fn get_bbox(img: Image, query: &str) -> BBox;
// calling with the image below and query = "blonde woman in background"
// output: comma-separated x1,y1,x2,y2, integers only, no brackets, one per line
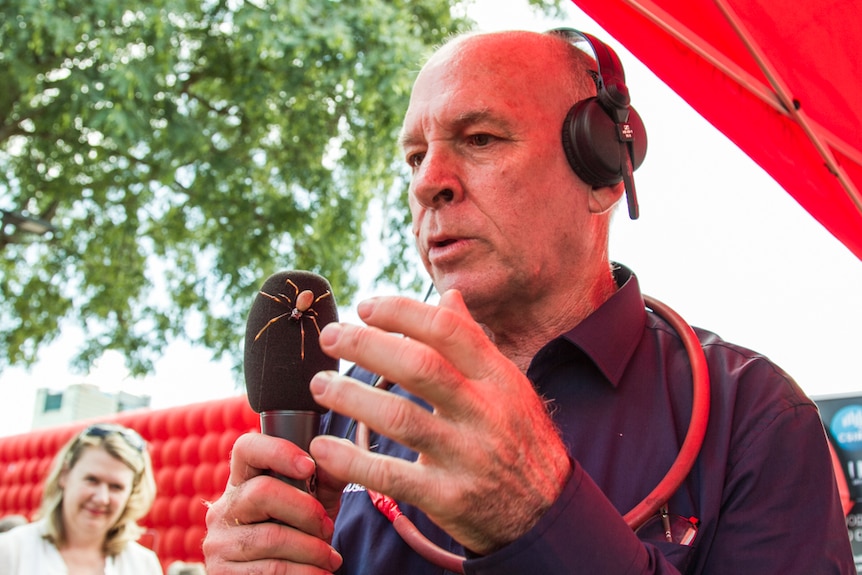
0,422,162,574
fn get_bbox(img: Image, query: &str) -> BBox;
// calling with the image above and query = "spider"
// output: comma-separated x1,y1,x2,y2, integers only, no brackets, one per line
254,278,332,360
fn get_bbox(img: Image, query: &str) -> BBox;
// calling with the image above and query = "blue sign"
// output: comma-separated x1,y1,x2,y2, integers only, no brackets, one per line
831,405,862,451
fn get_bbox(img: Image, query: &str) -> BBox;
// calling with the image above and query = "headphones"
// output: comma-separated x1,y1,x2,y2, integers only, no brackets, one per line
550,28,648,219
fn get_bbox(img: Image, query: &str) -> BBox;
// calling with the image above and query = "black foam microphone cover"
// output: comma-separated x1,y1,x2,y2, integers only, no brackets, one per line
244,270,339,414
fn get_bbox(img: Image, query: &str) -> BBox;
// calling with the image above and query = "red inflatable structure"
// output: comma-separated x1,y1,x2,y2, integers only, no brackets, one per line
0,395,260,572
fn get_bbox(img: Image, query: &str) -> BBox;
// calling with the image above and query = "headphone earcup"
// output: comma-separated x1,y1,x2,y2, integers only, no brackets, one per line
561,98,647,187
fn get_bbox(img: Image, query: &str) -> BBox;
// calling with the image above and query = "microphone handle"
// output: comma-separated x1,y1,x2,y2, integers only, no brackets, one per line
260,410,320,493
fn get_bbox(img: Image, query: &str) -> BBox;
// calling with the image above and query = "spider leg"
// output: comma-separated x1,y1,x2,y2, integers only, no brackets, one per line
300,320,306,360
258,290,281,303
286,279,300,299
259,290,295,309
307,314,322,335
255,311,291,341
313,291,332,305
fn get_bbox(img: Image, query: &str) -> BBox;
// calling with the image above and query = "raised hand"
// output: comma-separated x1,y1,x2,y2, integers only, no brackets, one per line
309,289,572,554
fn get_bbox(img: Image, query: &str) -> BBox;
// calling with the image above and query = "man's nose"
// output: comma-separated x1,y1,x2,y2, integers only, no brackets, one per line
409,147,463,209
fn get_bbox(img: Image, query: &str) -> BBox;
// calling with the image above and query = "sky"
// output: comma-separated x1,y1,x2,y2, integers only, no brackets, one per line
1,0,860,438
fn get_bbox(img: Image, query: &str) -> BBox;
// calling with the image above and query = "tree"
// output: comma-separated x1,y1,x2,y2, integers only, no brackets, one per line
0,0,564,377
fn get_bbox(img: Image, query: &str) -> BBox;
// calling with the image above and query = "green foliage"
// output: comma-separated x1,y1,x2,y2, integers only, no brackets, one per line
0,0,566,378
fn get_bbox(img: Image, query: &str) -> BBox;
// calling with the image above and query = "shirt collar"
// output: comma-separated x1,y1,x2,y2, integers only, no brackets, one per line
557,263,646,387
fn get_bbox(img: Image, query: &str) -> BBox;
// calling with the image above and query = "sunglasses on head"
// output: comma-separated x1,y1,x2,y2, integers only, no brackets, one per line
79,423,146,453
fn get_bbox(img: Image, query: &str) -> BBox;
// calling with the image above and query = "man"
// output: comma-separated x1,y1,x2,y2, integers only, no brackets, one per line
202,29,853,574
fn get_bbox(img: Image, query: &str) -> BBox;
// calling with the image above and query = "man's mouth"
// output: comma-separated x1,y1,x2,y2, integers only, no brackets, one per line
427,235,473,265
433,238,457,248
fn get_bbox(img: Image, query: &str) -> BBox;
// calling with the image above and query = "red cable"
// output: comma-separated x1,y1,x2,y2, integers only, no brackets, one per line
625,295,711,529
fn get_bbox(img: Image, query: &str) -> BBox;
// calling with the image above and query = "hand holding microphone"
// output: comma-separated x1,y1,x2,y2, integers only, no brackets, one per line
202,270,343,574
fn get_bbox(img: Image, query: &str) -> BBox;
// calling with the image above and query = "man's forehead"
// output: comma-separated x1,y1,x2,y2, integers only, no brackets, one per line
416,31,568,96
400,36,564,136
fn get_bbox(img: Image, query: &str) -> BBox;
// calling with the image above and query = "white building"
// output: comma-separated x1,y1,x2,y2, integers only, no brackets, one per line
32,384,150,429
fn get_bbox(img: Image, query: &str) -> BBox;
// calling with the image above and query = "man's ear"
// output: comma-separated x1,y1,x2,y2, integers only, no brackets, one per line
588,181,625,214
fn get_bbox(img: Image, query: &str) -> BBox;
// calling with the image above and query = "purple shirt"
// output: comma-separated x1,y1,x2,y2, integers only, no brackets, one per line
324,265,854,574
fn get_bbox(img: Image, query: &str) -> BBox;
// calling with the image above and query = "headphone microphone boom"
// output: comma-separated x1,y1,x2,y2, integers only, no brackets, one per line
244,270,339,492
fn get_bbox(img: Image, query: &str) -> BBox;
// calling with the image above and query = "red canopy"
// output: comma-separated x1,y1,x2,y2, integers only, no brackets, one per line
571,0,862,260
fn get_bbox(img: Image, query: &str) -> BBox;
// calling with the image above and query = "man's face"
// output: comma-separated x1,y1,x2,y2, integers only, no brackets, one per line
401,33,598,321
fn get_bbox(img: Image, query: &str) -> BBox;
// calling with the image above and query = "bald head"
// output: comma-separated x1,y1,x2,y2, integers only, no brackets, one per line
418,30,597,109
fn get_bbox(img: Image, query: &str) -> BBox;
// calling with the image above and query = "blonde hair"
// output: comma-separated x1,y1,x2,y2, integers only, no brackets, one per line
36,423,156,556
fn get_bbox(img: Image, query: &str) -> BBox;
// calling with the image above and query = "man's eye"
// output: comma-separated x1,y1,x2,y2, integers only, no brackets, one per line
407,152,425,168
468,134,492,146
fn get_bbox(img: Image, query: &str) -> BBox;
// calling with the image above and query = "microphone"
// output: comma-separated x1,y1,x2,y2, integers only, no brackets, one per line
244,270,339,491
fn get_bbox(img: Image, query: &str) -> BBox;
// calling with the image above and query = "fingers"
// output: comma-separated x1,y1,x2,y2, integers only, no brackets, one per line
317,324,463,411
203,512,341,574
310,434,449,510
228,432,316,488
310,370,451,457
316,291,503,413
360,290,501,379
202,433,343,573
222,434,333,536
